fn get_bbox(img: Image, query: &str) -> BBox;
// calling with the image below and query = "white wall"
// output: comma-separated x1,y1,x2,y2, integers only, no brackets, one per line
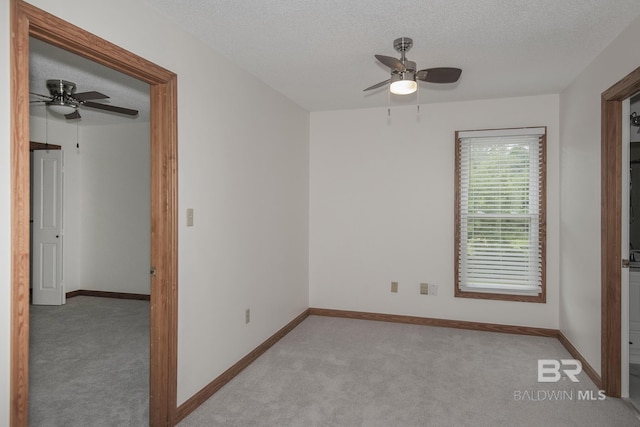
10,0,310,408
30,116,151,295
0,0,10,422
559,14,640,375
78,122,151,294
309,95,560,328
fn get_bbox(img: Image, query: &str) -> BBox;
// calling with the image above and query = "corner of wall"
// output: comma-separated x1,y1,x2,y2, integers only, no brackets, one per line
558,10,640,375
0,0,12,423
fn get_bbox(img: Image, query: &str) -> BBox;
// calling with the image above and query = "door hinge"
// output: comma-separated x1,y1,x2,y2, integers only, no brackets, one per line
623,259,630,268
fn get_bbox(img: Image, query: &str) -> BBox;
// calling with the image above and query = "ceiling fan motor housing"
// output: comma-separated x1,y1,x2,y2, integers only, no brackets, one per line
46,79,76,96
46,79,79,107
398,60,416,74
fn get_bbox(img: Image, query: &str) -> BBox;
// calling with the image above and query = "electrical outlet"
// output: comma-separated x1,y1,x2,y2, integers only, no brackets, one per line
391,282,398,293
428,283,438,296
245,308,250,324
420,283,429,295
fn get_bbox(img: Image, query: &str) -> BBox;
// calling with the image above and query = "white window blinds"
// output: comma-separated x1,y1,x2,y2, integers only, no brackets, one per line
456,128,545,296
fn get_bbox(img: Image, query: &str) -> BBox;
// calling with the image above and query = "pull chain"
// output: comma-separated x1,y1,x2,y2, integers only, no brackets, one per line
45,106,49,149
76,120,80,153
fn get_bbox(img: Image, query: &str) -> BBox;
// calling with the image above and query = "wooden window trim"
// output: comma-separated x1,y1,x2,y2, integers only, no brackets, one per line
454,128,547,303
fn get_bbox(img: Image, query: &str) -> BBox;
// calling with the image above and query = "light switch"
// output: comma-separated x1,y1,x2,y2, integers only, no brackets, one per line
186,208,194,227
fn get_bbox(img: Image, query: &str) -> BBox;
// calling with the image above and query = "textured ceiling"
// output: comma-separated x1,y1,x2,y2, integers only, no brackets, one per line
29,38,149,125
29,0,640,125
144,0,640,111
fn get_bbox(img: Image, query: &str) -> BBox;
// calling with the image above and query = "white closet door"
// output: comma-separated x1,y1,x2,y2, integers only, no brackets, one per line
32,149,64,306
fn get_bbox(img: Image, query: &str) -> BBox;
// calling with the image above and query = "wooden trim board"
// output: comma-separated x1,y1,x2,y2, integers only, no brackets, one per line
175,309,311,423
558,331,602,389
10,2,179,426
30,141,61,151
66,290,151,301
309,308,558,337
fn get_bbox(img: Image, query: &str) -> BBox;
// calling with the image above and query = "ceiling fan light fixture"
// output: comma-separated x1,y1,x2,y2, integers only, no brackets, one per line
46,101,78,116
389,73,417,95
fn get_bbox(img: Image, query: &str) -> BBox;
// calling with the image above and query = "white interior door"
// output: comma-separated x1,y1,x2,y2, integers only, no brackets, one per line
32,149,64,306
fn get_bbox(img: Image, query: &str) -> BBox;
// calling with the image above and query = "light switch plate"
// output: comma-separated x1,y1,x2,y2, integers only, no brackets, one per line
186,208,194,227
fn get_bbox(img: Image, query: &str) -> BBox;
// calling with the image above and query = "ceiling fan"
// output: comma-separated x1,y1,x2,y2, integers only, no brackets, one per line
632,112,640,133
364,37,462,95
30,79,139,120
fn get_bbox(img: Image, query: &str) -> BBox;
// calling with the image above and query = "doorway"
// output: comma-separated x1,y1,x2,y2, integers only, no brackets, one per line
602,65,640,398
10,1,178,426
28,35,152,422
625,95,640,410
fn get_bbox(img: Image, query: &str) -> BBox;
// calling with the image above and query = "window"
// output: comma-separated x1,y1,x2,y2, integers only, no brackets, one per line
455,127,546,302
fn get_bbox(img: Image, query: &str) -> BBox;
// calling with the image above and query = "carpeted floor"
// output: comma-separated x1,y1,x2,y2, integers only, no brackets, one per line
29,296,149,427
629,363,640,411
179,316,640,427
27,301,640,426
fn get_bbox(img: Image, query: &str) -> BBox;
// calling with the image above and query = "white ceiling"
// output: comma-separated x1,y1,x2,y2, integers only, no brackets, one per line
29,0,640,124
143,0,640,111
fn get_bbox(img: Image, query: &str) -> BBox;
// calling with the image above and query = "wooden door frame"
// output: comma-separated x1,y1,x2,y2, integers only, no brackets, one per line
10,1,178,426
602,66,640,397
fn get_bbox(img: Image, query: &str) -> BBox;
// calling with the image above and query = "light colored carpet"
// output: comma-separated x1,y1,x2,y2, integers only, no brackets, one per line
29,296,149,427
629,364,640,412
179,316,640,427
